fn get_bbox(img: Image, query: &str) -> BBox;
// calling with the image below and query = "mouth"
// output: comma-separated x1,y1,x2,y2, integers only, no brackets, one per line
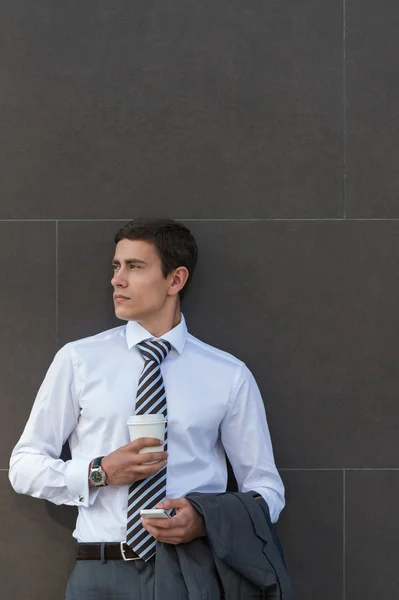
114,295,130,302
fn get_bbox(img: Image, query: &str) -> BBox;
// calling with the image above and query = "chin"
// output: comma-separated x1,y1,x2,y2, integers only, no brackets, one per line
114,307,130,320
114,306,139,321
115,313,129,321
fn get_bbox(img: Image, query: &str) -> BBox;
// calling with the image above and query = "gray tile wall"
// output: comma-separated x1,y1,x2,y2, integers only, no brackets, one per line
1,1,397,598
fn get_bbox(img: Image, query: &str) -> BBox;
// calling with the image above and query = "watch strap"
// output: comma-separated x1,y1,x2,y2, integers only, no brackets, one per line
92,456,105,469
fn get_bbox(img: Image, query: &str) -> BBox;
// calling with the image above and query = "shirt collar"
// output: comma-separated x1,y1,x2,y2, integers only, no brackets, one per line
125,313,187,355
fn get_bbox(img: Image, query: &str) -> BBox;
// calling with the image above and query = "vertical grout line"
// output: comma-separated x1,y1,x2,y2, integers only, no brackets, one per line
343,0,347,219
56,220,59,350
343,469,346,600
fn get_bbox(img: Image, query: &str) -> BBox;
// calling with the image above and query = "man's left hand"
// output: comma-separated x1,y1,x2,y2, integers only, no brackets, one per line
141,498,206,545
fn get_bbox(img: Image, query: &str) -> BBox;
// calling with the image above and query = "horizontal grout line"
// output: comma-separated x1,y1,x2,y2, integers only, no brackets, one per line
174,218,399,222
1,465,399,470
344,467,399,471
1,218,399,223
279,468,399,471
0,219,128,222
280,468,342,471
2,467,399,480
166,218,399,222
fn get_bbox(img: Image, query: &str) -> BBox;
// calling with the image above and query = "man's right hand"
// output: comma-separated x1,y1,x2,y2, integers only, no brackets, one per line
101,438,167,486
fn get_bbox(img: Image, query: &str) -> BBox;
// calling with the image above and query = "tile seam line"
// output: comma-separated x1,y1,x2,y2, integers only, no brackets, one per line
343,469,346,600
56,220,59,351
279,468,399,471
3,467,399,471
1,218,399,222
343,0,347,221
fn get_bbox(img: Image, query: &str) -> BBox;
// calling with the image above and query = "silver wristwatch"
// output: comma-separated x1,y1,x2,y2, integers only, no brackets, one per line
89,456,107,487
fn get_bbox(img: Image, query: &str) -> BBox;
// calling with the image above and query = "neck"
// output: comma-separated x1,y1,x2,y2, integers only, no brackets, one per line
138,302,181,338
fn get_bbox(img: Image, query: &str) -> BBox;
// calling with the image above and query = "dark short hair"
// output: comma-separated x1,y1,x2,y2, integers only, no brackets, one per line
114,218,198,301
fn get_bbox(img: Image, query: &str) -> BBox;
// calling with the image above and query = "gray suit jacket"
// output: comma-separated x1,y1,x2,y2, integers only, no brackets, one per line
154,491,293,600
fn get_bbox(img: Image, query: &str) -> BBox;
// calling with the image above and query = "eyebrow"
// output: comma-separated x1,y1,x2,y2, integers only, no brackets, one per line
112,258,148,266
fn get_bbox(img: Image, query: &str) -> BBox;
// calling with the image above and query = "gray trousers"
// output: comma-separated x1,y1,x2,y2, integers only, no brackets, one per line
65,558,156,600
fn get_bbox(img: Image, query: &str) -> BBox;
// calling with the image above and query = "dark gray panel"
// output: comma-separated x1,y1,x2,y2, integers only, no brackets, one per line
346,470,399,599
59,220,399,468
0,472,76,598
276,470,343,600
346,0,399,217
58,221,120,346
0,222,56,467
0,0,342,219
185,220,399,468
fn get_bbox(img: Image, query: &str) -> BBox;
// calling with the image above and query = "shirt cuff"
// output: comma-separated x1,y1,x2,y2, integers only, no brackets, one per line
251,488,285,523
65,458,101,508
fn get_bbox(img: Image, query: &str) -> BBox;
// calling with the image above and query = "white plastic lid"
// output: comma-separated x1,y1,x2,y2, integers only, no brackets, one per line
127,414,166,425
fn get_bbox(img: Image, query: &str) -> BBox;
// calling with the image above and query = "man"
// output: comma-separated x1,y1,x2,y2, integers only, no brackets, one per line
9,218,285,598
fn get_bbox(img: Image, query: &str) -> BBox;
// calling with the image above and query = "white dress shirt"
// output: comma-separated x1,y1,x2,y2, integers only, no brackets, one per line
9,314,285,542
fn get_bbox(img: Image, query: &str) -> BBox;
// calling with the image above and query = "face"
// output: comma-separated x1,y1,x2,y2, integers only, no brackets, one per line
111,239,174,322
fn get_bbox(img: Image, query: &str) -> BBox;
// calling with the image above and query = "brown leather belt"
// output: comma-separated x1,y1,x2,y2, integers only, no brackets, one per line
77,542,142,561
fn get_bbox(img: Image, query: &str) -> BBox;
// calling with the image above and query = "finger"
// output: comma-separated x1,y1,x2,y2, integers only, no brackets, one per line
155,528,185,542
157,498,187,510
145,524,185,542
132,461,168,481
141,519,150,533
142,523,162,537
140,518,174,530
134,459,167,473
146,511,186,528
132,451,168,464
129,438,164,452
155,537,181,545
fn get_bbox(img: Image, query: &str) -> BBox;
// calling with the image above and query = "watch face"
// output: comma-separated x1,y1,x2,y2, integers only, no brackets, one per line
91,470,105,485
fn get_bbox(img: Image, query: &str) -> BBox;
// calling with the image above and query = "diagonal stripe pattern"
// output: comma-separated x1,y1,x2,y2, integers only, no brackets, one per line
126,338,171,561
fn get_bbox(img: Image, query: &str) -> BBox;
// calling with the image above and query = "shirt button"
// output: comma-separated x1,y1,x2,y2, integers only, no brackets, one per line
79,496,85,503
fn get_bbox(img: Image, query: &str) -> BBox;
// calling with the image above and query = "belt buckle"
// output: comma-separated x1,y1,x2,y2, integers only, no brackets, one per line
120,542,140,561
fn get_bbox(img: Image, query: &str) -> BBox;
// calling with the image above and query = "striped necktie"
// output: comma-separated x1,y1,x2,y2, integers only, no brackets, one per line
126,338,172,561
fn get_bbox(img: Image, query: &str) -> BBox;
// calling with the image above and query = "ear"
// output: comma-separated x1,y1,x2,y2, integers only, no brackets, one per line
167,267,190,297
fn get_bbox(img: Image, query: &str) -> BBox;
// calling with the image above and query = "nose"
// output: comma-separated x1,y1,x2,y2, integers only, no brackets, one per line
111,269,128,289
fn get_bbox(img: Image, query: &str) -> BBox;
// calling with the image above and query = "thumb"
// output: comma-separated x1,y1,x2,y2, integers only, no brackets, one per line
157,498,186,510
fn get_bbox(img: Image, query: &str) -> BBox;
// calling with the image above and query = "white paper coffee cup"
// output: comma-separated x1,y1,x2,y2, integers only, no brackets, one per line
127,414,166,464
